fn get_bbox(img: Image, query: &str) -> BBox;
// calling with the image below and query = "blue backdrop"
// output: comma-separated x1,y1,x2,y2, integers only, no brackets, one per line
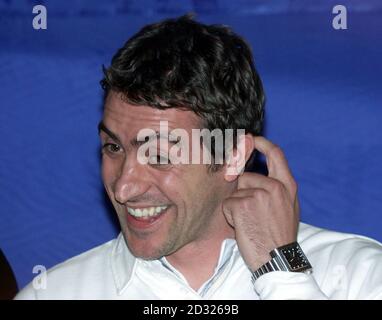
0,0,381,290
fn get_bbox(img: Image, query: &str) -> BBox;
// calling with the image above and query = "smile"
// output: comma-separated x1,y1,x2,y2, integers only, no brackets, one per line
127,205,168,219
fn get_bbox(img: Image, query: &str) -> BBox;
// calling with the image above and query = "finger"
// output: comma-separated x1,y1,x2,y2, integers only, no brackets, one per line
222,197,242,227
238,172,285,192
222,195,261,227
228,187,269,199
253,136,296,196
253,136,289,178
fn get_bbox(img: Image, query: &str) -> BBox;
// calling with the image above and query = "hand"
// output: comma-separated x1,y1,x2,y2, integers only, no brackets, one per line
222,136,299,271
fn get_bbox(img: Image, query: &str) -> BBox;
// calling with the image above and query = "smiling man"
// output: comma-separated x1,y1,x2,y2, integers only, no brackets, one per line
16,15,382,300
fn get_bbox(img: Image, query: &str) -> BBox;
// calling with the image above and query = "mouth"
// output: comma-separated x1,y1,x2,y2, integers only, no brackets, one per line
125,205,170,229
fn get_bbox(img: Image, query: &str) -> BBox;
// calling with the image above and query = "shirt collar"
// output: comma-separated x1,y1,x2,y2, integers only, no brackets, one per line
197,238,237,295
110,233,137,296
111,233,238,296
158,238,237,291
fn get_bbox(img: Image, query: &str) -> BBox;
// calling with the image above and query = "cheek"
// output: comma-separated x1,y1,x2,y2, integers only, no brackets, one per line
101,157,120,188
157,166,207,206
157,170,183,201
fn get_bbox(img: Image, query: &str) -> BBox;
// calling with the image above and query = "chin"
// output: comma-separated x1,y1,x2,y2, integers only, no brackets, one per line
127,244,165,260
123,233,167,260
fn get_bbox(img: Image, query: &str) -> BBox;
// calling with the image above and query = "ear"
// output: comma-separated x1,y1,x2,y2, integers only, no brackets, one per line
224,134,255,182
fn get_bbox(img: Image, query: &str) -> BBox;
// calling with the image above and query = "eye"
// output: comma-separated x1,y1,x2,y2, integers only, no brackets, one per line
102,143,123,155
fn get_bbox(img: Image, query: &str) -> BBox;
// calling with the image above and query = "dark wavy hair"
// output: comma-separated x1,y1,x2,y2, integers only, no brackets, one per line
101,14,265,168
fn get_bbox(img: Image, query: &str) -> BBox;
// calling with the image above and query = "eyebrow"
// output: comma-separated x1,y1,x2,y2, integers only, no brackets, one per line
98,121,180,148
98,121,123,146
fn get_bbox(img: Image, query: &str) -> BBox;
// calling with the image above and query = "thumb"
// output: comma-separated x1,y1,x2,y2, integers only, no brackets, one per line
222,198,236,228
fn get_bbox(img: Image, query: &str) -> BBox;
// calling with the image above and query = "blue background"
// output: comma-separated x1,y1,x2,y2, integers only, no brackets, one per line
0,0,381,290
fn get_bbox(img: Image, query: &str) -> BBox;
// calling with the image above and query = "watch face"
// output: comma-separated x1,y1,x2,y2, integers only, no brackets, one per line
280,243,312,271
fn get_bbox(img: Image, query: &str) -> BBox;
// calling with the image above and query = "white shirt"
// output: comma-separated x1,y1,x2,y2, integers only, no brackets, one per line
15,223,382,300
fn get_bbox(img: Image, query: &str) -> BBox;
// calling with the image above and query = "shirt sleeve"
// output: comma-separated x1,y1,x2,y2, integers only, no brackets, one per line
253,236,382,300
14,282,38,300
253,271,329,300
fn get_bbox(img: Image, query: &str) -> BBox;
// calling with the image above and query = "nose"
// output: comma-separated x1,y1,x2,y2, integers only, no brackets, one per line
113,158,151,205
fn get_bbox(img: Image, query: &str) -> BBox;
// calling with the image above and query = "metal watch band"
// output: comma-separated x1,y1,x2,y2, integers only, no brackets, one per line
251,255,288,284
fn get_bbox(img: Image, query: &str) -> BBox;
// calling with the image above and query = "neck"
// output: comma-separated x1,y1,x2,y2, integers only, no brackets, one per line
165,212,235,291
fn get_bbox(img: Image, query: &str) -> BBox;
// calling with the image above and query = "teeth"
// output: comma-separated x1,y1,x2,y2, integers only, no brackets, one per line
127,205,168,218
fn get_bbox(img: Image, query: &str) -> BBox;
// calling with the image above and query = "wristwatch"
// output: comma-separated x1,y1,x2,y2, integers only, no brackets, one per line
251,242,313,283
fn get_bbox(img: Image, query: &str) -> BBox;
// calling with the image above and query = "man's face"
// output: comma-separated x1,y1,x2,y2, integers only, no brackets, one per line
100,92,231,260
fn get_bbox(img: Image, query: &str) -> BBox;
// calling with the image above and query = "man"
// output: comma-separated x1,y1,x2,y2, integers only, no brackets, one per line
0,249,18,300
16,15,382,300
